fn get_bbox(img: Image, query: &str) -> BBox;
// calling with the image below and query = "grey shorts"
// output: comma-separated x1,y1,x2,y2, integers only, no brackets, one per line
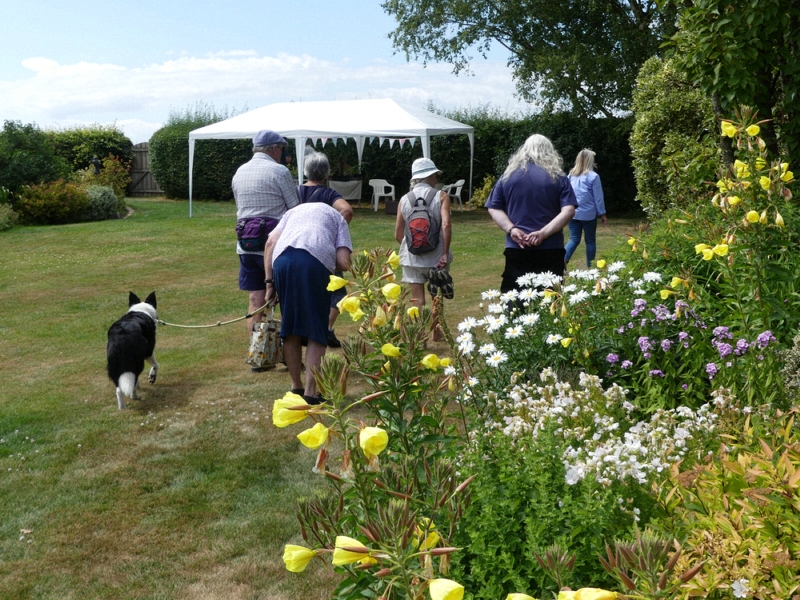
402,264,449,285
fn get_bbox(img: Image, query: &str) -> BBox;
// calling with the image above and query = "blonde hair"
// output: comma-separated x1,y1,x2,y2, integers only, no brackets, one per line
569,149,596,177
501,134,564,182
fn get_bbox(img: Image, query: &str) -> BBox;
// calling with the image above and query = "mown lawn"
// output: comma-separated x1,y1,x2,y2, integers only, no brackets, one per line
0,199,644,599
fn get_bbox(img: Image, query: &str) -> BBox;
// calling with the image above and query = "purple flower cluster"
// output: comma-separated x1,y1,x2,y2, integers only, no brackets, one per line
649,369,665,377
678,331,691,348
651,304,672,322
735,339,750,355
631,299,647,318
660,339,673,352
638,336,653,359
756,330,776,348
606,353,620,364
621,360,633,369
713,326,733,340
706,362,718,379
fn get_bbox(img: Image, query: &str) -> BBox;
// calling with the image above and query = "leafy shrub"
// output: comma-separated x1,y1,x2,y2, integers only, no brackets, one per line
652,406,800,599
0,121,71,192
83,185,119,221
0,203,18,231
14,180,90,225
47,124,133,171
149,103,251,200
468,174,495,209
630,58,717,216
75,154,131,210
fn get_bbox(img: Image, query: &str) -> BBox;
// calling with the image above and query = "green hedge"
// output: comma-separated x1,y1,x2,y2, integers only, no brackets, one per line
149,104,252,201
47,124,133,171
0,121,72,192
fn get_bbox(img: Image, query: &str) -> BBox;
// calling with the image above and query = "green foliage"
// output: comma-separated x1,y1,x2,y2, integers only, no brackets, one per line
630,58,718,216
651,408,800,599
661,0,800,163
75,154,131,208
149,103,251,200
83,185,119,221
0,202,18,231
0,120,72,192
382,0,674,117
13,180,90,225
470,175,496,209
47,124,133,171
780,333,800,404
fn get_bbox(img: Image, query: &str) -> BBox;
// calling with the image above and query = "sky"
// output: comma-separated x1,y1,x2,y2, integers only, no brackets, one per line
0,0,531,144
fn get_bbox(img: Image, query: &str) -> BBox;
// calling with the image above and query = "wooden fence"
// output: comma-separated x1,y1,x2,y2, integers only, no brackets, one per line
128,143,164,196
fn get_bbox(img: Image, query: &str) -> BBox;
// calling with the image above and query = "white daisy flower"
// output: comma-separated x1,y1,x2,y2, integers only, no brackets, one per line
456,332,473,344
457,316,478,332
458,340,475,355
500,290,520,303
607,261,626,273
505,326,523,339
519,313,540,326
562,284,578,293
486,351,508,367
642,271,662,283
568,290,591,305
487,303,505,314
546,334,563,345
478,343,497,355
516,273,535,287
518,289,536,300
481,289,501,300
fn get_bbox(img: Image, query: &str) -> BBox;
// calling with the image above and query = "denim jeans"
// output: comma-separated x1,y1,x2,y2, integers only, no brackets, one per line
564,218,598,267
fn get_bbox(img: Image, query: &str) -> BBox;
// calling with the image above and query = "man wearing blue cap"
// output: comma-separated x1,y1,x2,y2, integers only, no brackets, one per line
232,129,299,349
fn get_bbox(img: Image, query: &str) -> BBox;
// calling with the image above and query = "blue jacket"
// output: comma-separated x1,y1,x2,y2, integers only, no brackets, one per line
568,171,605,220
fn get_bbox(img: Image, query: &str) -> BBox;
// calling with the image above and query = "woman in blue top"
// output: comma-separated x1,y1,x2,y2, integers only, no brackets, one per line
565,149,607,268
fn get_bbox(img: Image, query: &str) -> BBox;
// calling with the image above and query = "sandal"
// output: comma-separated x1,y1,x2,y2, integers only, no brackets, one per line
438,270,454,300
290,388,304,396
426,269,441,297
303,394,327,406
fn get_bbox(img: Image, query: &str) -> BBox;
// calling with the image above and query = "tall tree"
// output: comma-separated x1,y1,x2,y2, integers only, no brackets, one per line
662,0,800,161
382,0,675,117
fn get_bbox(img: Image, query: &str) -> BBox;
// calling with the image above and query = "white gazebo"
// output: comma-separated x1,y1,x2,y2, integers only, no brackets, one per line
187,99,475,216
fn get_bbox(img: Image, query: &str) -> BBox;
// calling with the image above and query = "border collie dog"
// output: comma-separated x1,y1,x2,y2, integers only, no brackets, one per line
106,292,159,409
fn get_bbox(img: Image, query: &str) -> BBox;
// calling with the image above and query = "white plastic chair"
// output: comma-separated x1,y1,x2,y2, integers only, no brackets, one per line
369,179,395,212
444,179,465,211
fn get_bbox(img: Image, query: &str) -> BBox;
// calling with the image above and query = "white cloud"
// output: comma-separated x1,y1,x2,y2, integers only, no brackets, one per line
0,51,532,143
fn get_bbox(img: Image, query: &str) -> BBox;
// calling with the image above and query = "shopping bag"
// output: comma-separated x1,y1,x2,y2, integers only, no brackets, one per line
246,305,283,369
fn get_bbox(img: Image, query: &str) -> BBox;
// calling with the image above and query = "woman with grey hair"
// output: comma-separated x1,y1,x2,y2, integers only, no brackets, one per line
485,134,577,292
565,149,607,268
296,151,353,347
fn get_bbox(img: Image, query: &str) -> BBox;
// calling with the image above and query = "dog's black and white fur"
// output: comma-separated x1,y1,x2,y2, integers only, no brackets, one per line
106,292,159,409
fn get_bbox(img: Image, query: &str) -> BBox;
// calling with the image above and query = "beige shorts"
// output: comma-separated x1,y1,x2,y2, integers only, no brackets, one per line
401,264,449,285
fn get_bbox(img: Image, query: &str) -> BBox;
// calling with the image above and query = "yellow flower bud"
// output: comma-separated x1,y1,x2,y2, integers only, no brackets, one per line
746,124,760,137
670,276,686,288
560,303,568,317
560,337,574,348
574,589,617,600
746,210,760,223
775,211,785,228
359,426,388,459
694,243,711,254
283,544,317,572
332,536,370,566
642,248,649,260
507,595,537,600
381,343,401,357
429,578,465,600
759,209,768,224
327,275,348,291
627,237,636,246
716,179,729,193
372,305,387,328
558,593,577,600
382,360,391,373
660,289,675,300
297,423,329,449
407,306,420,320
755,157,766,170
387,250,401,269
421,353,441,370
272,393,311,428
440,357,451,367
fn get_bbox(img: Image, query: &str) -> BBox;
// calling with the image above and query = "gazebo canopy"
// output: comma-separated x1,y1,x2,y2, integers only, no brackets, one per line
187,98,474,215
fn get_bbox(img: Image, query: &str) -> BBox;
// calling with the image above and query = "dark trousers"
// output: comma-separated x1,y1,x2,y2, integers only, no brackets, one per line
501,247,566,292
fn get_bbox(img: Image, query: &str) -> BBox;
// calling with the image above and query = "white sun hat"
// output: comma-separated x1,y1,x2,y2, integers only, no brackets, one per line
411,157,443,179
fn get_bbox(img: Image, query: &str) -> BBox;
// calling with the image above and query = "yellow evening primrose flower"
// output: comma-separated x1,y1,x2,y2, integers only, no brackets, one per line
627,237,636,246
272,393,311,428
372,305,388,328
414,518,441,551
782,170,794,182
327,275,348,291
296,423,329,449
721,121,738,137
507,595,537,600
429,578,465,600
702,248,714,261
407,306,420,320
440,357,451,367
382,360,391,374
776,211,785,227
359,426,388,458
387,250,401,269
350,308,365,322
332,536,370,566
746,210,760,223
339,295,361,314
660,289,676,300
558,593,577,600
694,243,711,254
760,176,772,190
597,259,606,268
421,353,441,370
282,544,317,573
560,337,574,348
381,343,401,357
381,282,402,301
746,124,761,137
574,588,617,600
712,244,729,256
543,289,558,299
755,157,767,170
716,179,729,193
670,276,686,288
727,195,742,206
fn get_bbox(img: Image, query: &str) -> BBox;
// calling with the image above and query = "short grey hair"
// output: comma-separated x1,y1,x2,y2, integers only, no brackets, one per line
254,143,285,155
501,134,564,182
304,152,331,181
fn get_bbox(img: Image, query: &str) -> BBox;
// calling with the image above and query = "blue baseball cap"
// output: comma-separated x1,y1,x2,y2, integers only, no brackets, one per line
253,129,287,147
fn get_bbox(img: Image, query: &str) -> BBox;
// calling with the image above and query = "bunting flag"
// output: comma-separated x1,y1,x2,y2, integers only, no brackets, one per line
332,138,338,147
409,138,416,148
398,138,407,148
378,137,385,146
368,137,375,144
321,138,329,145
388,139,396,149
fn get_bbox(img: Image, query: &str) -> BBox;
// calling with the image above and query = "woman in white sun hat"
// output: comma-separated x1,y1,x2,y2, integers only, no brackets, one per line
394,157,453,341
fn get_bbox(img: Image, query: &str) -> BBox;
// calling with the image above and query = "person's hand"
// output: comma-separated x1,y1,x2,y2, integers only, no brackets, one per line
509,227,527,248
600,214,608,225
265,284,277,306
435,254,448,269
525,230,544,247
